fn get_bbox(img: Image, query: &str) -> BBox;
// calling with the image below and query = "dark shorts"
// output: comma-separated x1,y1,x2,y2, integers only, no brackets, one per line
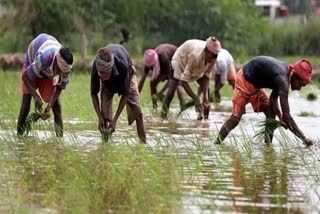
101,73,142,125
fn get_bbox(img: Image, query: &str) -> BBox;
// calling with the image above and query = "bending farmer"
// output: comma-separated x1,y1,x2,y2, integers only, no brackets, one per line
17,33,73,137
91,44,146,143
215,56,313,146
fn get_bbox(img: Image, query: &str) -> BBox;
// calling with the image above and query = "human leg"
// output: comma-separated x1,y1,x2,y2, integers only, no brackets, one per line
161,78,178,118
52,98,63,137
176,83,186,111
251,90,275,143
135,113,146,143
215,68,249,144
215,114,241,144
17,94,32,135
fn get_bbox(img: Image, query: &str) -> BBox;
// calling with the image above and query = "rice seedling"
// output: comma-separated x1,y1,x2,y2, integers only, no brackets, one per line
298,111,317,117
1,71,320,213
306,92,318,101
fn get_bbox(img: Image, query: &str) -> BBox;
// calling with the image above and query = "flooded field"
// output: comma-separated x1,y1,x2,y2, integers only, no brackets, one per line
0,72,319,213
1,91,319,213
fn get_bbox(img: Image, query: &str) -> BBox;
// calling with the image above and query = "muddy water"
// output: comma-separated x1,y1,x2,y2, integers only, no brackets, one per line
1,91,320,213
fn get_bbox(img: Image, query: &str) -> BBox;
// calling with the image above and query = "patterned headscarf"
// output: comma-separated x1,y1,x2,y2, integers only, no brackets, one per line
55,51,72,73
206,36,221,54
144,49,160,81
95,48,114,73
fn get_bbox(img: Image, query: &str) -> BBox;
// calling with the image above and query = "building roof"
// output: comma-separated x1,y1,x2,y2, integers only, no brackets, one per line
255,0,281,7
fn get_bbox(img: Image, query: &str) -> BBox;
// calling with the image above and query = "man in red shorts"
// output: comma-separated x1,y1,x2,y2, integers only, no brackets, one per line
215,56,314,146
18,33,73,137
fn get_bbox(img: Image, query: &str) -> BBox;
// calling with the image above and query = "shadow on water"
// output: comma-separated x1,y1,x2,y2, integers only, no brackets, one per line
0,91,320,213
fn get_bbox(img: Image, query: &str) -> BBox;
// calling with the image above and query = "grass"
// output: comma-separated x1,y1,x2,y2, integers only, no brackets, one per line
0,71,320,213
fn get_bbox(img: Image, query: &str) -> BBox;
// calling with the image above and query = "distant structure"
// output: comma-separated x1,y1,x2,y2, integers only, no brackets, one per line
255,0,281,20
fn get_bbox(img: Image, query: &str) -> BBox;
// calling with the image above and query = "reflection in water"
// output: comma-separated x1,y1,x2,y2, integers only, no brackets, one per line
0,91,319,213
180,143,313,213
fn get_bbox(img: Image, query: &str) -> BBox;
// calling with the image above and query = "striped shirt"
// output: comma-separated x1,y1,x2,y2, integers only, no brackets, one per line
24,33,69,83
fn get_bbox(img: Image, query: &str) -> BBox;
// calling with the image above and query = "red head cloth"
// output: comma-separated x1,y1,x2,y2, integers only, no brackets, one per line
292,59,312,84
144,49,160,81
206,36,222,54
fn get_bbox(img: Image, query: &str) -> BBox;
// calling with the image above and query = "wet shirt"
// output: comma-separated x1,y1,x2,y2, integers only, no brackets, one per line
173,39,213,82
213,49,234,83
243,56,289,95
91,44,133,96
144,44,177,79
24,33,69,84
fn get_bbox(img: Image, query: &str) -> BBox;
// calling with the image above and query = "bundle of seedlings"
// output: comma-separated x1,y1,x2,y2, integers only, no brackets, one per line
253,118,286,143
23,112,50,134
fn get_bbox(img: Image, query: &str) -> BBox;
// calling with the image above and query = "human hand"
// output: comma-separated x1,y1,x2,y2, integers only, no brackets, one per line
41,106,51,120
34,95,43,113
98,116,106,132
279,119,288,129
107,120,116,135
303,138,313,146
194,97,202,112
203,102,210,119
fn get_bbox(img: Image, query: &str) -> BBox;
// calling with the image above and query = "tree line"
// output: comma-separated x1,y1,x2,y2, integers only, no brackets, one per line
0,0,319,57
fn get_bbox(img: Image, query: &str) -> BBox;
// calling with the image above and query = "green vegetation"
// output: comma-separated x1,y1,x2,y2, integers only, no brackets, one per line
1,1,320,58
0,69,319,212
298,111,317,117
306,92,318,101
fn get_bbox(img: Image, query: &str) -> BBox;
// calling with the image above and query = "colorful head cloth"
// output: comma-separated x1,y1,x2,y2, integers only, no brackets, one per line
206,36,221,54
290,59,312,84
95,48,114,73
144,49,160,81
55,51,72,73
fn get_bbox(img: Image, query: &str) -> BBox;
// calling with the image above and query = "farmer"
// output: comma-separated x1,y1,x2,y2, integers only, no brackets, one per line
17,33,73,137
161,36,221,120
215,56,314,146
138,44,185,109
197,48,236,103
211,48,236,102
91,44,146,143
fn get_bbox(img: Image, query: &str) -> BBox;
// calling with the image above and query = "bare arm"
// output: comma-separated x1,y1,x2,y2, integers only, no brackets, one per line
138,72,148,93
280,94,307,141
200,76,210,104
44,86,62,112
269,90,282,119
108,95,127,133
91,94,102,120
22,72,43,112
157,81,169,96
214,74,223,93
181,81,198,101
91,93,108,132
22,72,39,99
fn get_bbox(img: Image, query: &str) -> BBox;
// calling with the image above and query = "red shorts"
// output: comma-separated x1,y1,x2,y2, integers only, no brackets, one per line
232,69,270,117
20,66,58,103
